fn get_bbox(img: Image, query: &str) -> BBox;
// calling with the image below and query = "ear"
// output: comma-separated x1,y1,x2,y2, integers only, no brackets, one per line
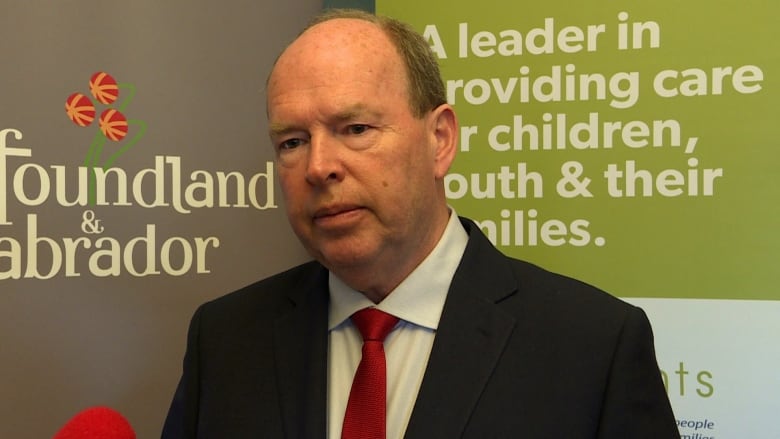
428,104,458,179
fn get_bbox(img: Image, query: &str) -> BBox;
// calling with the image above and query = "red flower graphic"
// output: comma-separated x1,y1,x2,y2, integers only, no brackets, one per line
89,71,119,104
65,71,147,204
99,109,128,141
65,93,96,127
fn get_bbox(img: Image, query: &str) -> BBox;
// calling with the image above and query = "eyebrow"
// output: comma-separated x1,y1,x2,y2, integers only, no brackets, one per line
268,103,382,136
332,104,373,122
268,122,297,137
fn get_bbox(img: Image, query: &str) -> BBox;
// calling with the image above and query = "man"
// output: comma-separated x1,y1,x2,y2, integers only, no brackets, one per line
162,9,679,439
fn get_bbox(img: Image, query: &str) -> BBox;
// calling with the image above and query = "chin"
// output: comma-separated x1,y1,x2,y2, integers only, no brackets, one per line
315,241,377,271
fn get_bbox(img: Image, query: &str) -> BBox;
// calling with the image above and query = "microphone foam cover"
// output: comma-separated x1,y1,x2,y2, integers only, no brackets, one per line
53,406,136,439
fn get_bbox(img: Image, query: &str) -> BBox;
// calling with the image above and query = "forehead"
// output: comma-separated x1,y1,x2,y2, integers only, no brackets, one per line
267,19,408,114
279,18,395,65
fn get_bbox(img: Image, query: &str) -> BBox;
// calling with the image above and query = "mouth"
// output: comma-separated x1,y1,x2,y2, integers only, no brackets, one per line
312,205,364,228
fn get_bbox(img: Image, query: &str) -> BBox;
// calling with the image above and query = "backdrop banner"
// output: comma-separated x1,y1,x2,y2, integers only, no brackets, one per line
371,0,779,437
5,1,778,437
0,1,319,437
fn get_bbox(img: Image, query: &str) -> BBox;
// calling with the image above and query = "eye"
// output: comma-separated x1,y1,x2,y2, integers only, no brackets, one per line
278,138,305,151
347,124,370,135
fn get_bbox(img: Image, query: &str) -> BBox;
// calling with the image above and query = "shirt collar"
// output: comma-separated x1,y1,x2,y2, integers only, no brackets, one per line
328,209,468,331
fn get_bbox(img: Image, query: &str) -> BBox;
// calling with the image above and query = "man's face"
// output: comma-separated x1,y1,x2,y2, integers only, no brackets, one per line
266,19,454,293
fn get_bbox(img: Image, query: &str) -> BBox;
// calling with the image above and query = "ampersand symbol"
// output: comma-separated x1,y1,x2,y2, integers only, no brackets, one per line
81,210,105,234
557,161,593,198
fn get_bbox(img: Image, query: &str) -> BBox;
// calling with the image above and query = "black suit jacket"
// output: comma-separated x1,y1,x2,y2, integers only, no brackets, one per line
162,218,679,438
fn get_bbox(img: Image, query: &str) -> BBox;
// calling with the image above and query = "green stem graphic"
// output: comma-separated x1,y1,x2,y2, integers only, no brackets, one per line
81,82,144,205
83,130,106,205
103,120,147,169
117,83,136,111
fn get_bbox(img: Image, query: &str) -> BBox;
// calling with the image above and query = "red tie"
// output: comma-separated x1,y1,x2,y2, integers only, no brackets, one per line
342,308,399,439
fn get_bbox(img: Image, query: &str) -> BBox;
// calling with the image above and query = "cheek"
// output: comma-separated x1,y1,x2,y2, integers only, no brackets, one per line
278,177,294,201
278,164,301,192
278,172,305,213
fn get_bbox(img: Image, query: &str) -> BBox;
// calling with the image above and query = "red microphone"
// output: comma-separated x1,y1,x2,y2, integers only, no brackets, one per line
53,406,136,439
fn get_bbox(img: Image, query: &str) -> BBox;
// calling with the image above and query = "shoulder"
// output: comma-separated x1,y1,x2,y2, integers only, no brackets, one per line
508,258,643,340
194,260,327,323
457,215,639,327
510,254,629,315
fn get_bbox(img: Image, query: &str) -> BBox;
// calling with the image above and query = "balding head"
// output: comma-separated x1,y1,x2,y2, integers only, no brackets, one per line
268,9,446,118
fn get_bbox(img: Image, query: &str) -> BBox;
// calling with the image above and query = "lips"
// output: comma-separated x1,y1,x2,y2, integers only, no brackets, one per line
313,204,360,218
311,204,364,228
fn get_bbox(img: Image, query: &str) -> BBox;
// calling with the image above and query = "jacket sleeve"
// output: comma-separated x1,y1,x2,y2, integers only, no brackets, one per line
597,306,680,438
161,305,204,439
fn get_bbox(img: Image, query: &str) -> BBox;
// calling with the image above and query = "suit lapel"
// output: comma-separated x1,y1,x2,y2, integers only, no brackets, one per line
404,219,519,438
273,264,330,439
268,220,520,438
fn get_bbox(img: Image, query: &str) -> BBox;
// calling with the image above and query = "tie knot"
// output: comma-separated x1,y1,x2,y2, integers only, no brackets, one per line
351,308,399,342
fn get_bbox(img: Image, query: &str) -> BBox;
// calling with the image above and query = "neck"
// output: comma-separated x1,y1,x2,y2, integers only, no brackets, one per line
335,208,453,304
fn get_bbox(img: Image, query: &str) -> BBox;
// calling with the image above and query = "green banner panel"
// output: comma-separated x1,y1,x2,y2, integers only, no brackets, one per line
377,0,778,300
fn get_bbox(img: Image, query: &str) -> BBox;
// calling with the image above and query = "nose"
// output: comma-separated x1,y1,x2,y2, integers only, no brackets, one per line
305,132,345,185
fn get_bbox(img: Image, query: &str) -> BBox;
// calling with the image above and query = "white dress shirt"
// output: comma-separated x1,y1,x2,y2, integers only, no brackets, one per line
327,211,469,439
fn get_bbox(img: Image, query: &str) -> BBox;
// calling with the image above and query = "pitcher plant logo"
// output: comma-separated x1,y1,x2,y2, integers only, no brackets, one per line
65,71,147,204
1,71,277,279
